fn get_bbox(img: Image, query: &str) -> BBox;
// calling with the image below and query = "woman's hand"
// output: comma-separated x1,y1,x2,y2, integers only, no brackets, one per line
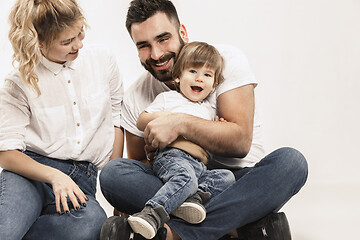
0,150,89,214
50,170,88,214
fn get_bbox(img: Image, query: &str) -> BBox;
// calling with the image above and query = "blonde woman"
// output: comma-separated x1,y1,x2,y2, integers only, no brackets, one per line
0,0,124,239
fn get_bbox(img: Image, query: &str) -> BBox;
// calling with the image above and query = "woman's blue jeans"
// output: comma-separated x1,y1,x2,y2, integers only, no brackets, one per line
148,147,235,213
0,151,107,240
100,147,308,240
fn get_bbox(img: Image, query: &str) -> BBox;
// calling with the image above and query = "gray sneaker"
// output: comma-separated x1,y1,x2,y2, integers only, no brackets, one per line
128,206,169,239
100,215,167,240
171,191,210,224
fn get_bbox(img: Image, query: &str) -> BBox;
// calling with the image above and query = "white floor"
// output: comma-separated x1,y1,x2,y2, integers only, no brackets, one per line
96,181,360,240
281,183,360,240
1,166,357,239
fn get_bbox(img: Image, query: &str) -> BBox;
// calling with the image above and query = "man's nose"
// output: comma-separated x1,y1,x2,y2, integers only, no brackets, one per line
151,44,164,60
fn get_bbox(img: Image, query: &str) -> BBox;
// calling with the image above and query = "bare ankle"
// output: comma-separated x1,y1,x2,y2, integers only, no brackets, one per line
164,224,181,240
228,229,238,238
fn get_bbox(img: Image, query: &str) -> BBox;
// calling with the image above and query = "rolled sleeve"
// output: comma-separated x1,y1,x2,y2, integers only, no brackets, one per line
0,79,29,151
106,52,124,128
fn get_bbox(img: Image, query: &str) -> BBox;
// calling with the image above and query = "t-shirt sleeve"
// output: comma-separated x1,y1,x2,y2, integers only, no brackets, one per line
215,45,258,98
144,93,166,113
120,96,144,137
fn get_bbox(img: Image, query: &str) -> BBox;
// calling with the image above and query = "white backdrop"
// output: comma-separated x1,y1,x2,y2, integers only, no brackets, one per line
1,0,359,185
1,1,360,239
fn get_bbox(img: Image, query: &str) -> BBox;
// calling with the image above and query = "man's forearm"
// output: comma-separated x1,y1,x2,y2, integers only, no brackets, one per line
176,113,252,158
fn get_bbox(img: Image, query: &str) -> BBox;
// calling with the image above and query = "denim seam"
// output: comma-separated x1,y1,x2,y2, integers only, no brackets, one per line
68,163,78,178
0,173,5,205
161,165,193,210
86,163,97,178
205,171,216,196
86,164,91,177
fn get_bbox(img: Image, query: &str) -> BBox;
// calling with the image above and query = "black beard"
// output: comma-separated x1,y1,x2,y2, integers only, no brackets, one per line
141,52,175,82
141,38,185,82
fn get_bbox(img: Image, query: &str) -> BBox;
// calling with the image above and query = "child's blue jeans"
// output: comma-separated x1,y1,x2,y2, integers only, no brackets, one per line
146,147,235,213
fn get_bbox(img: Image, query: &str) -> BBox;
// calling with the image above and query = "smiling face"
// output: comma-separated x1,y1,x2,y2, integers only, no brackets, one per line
176,65,215,102
39,23,85,64
130,12,189,84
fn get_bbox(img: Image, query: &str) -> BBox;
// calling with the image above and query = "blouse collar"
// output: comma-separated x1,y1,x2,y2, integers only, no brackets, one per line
40,54,77,75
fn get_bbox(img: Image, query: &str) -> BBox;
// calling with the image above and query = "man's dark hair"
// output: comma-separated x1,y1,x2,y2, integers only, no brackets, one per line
126,0,180,35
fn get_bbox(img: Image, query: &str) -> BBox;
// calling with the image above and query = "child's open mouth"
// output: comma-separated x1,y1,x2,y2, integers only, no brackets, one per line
191,86,203,92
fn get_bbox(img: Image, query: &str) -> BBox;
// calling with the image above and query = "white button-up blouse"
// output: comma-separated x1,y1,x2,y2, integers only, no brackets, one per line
0,46,123,169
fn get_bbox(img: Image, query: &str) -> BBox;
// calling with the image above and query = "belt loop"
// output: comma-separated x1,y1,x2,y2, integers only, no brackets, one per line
86,163,92,177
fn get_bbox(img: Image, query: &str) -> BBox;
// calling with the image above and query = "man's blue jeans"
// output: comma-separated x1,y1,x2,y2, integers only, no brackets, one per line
147,147,235,213
100,147,308,240
0,151,107,240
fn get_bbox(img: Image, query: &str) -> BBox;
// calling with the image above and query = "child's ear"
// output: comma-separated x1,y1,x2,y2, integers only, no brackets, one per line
174,78,181,91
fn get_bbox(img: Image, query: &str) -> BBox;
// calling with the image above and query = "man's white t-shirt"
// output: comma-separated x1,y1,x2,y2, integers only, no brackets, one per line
121,44,265,168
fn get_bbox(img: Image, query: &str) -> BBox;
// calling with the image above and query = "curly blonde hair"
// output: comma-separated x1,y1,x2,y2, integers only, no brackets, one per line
8,0,87,95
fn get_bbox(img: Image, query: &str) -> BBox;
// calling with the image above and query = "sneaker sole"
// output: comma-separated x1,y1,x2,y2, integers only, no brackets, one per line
171,202,206,224
128,215,156,239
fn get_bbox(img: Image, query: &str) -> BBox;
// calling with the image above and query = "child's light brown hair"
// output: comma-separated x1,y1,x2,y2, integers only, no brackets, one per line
172,41,225,88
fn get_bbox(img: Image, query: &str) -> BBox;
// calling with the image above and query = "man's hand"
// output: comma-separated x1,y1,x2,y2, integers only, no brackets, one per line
214,115,227,122
143,113,182,149
144,144,157,162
